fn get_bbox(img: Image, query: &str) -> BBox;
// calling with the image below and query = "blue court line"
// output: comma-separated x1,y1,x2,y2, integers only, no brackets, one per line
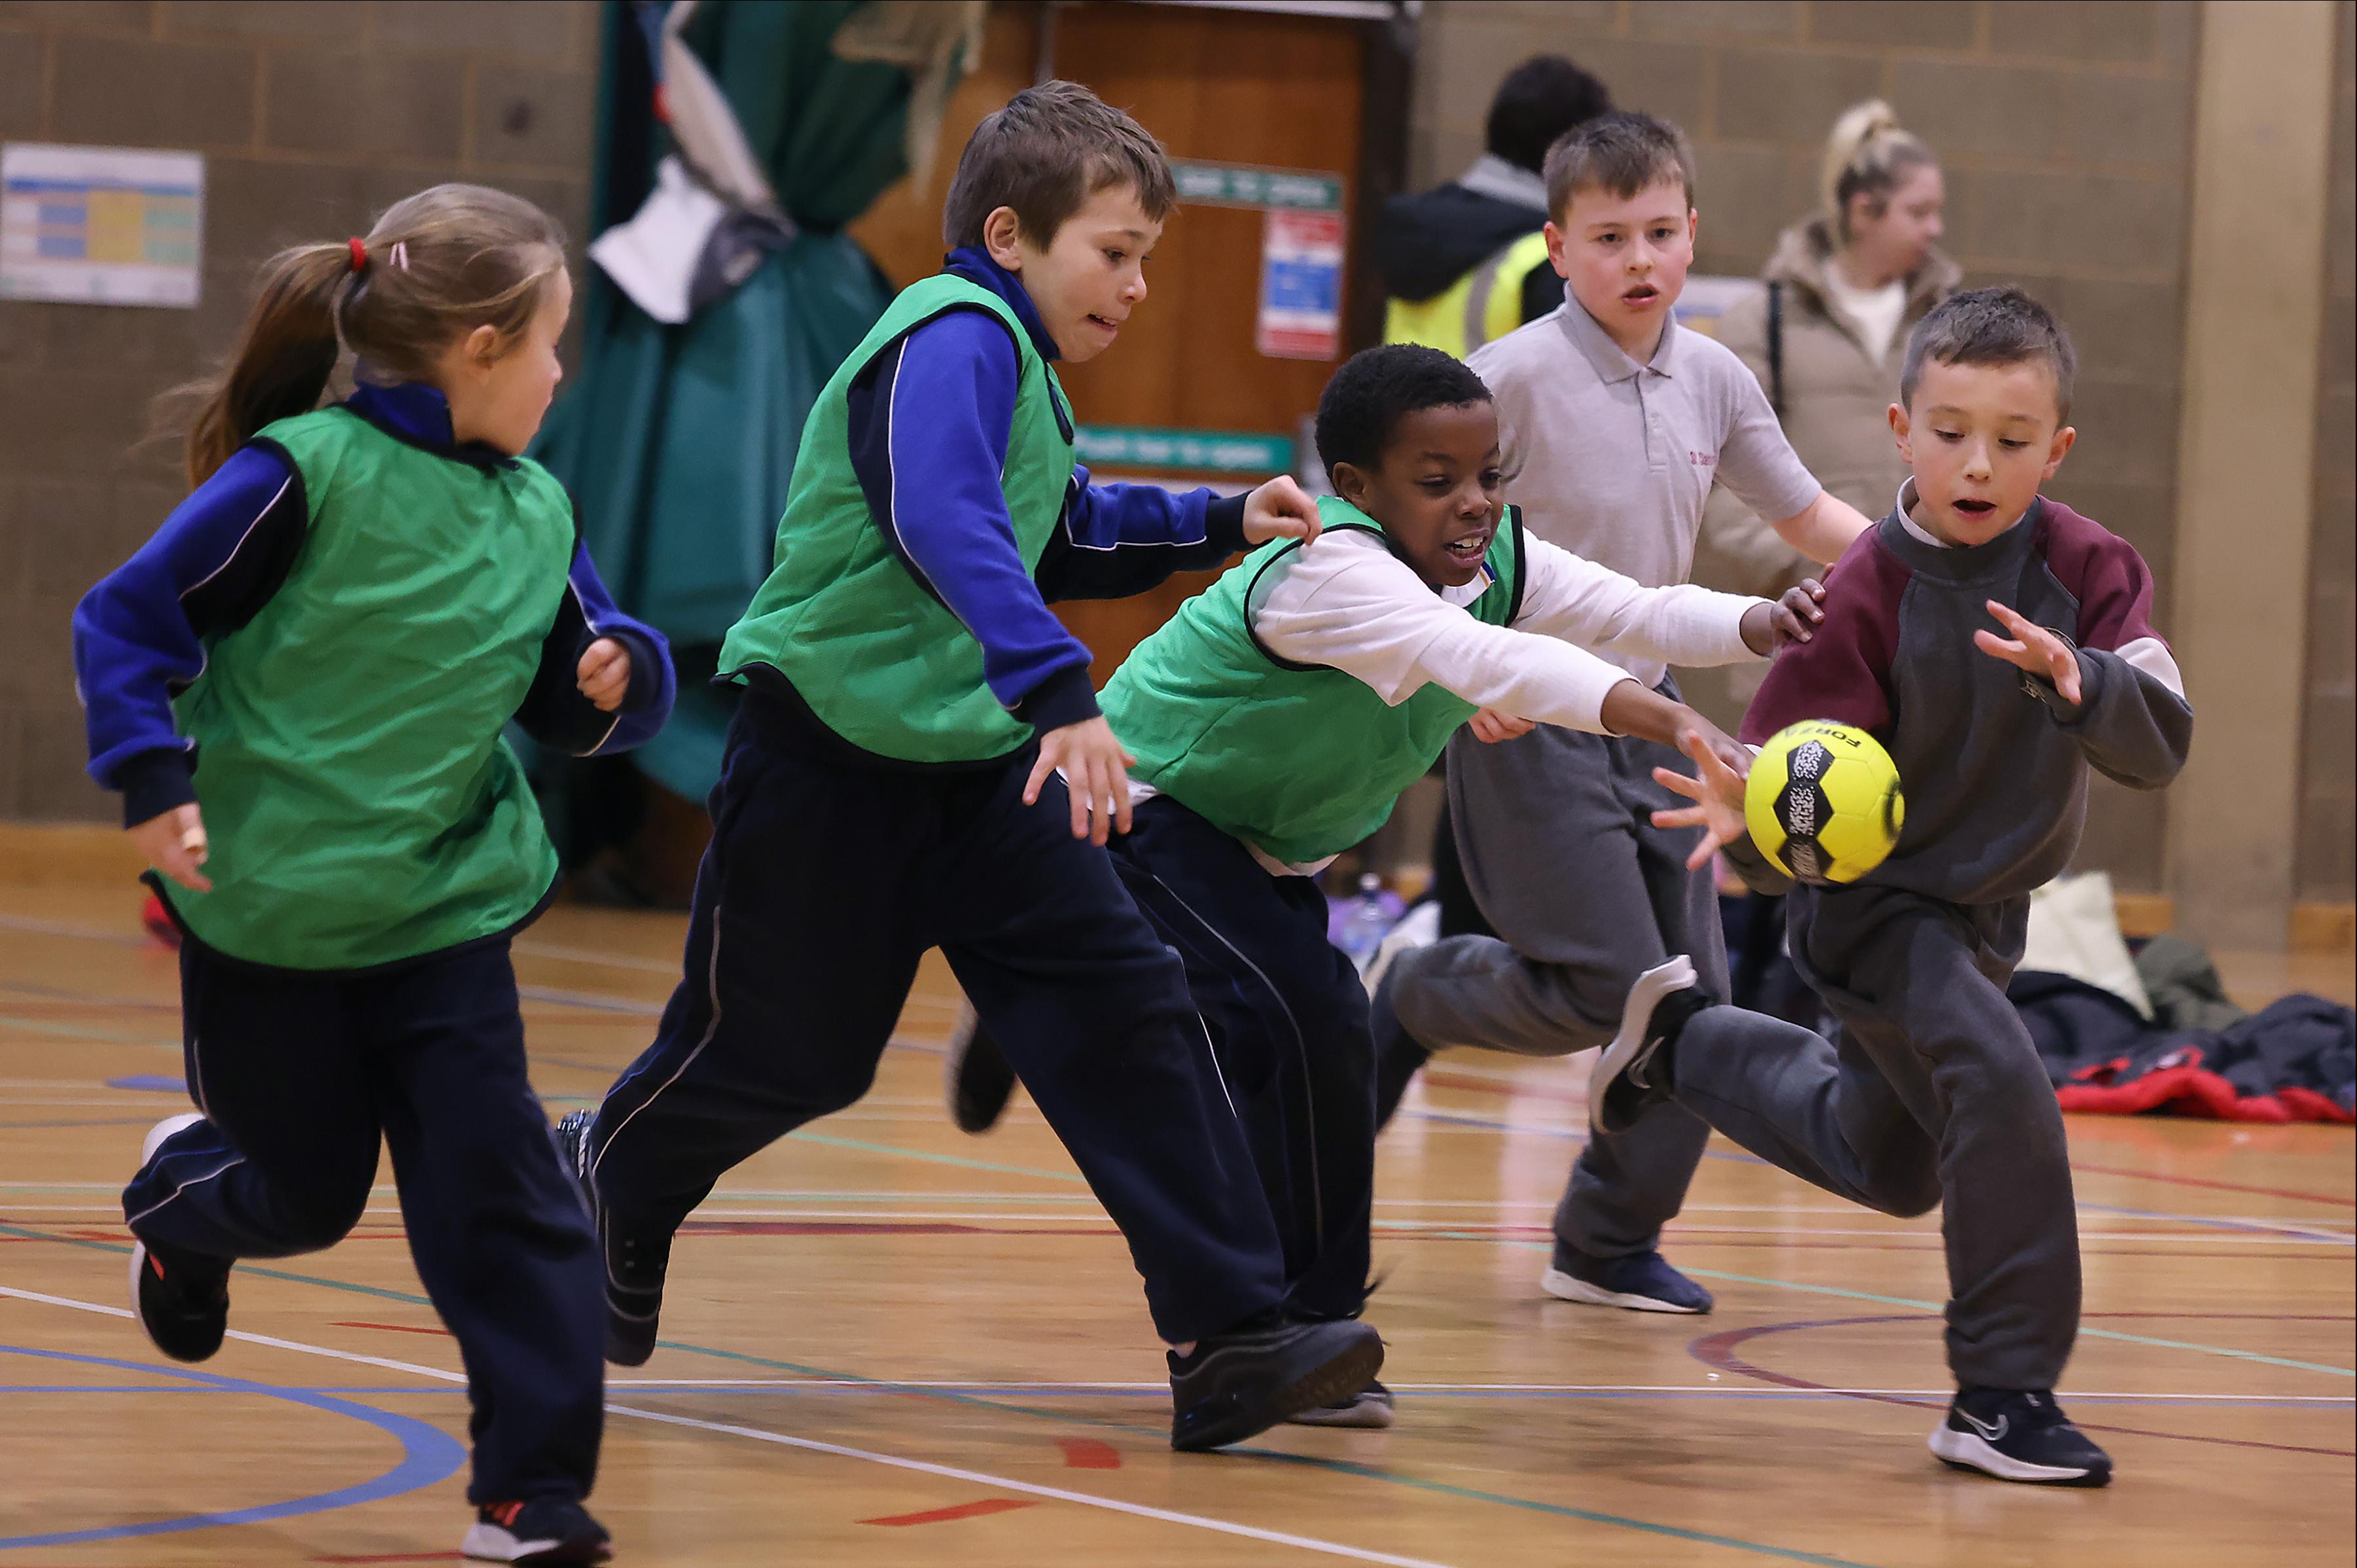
2076,1199,2352,1246
0,1344,463,1550
7,1383,2341,1407
1,1223,1891,1568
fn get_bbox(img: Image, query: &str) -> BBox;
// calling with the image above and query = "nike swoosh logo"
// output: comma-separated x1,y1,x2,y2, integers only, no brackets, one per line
1958,1410,2008,1442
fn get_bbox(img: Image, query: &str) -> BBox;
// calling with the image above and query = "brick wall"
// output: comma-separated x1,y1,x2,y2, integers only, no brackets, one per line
2301,1,2355,902
0,0,597,821
1409,1,2202,891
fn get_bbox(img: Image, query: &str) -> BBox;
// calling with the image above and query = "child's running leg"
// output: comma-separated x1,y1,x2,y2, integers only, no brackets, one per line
359,940,603,1511
1382,722,1714,1311
578,703,926,1358
928,763,1379,1450
124,942,380,1362
1109,797,1377,1328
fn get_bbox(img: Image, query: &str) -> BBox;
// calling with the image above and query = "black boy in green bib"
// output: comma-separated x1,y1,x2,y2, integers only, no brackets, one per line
958,345,1815,1427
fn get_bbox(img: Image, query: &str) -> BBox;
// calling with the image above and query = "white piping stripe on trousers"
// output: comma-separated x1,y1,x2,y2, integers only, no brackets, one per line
590,902,724,1198
0,1285,1461,1568
1136,868,1324,1251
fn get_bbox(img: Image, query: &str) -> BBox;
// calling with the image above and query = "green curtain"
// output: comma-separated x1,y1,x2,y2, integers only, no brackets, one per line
533,1,930,804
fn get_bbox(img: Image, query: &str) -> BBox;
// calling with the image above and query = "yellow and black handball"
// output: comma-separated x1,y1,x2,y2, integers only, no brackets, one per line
1741,720,1905,886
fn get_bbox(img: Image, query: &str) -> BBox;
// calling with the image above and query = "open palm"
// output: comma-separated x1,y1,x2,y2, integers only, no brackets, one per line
1650,730,1751,872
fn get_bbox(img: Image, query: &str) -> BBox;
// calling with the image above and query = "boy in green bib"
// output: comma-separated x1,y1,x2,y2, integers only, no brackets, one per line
959,344,1820,1427
558,82,1383,1453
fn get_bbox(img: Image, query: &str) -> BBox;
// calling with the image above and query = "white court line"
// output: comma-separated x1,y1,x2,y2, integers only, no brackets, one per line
0,1285,1459,1568
10,1204,2350,1247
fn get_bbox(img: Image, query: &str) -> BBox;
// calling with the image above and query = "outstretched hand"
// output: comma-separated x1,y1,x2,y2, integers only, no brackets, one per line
1974,600,2080,705
1742,577,1827,654
1242,475,1323,546
1650,730,1752,872
1027,716,1136,846
130,802,212,893
1468,707,1535,744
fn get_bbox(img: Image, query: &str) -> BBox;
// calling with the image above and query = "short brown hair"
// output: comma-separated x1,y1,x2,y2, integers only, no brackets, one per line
1900,286,2077,423
1542,111,1696,223
942,80,1176,249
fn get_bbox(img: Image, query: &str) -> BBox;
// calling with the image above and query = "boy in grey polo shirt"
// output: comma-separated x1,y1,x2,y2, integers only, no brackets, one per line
1372,112,1875,1313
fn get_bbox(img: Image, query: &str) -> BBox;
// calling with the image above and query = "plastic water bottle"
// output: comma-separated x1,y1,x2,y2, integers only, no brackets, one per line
1333,874,1406,970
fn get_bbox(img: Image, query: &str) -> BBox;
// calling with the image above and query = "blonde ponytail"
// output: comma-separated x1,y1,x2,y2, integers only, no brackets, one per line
171,183,567,487
1820,99,1936,243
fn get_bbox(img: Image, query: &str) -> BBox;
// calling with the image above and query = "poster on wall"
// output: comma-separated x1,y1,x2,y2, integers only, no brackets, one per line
1256,207,1344,361
0,142,204,308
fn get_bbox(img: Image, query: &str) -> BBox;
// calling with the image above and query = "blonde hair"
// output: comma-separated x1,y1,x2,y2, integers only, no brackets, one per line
177,184,566,486
1820,100,1937,244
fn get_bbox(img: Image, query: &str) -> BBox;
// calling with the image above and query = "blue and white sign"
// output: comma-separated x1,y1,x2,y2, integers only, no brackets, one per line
1257,207,1343,361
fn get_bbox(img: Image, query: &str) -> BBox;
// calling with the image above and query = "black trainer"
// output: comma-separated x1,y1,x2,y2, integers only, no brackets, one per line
128,1235,232,1363
1168,1316,1384,1452
1928,1387,2114,1486
1588,957,1713,1135
945,1005,1018,1134
553,1110,669,1367
127,1113,232,1363
461,1497,614,1563
1284,1377,1396,1429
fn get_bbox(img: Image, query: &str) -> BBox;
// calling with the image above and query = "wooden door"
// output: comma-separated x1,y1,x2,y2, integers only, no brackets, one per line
849,1,1370,682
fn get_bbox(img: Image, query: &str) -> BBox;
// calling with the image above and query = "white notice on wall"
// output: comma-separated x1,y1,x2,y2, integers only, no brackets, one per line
0,142,204,308
1256,208,1343,361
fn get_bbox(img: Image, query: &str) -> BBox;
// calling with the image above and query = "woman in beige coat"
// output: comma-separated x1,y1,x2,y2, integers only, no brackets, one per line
1693,101,1960,613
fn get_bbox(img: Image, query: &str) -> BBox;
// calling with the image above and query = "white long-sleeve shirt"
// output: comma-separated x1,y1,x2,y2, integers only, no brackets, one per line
1122,526,1767,873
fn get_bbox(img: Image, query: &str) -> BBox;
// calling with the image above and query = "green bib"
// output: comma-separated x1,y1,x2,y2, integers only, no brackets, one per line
1103,496,1525,867
719,273,1077,762
162,407,573,970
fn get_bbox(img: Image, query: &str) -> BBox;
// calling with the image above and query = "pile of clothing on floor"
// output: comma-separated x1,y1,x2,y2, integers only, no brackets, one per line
2006,874,2353,1124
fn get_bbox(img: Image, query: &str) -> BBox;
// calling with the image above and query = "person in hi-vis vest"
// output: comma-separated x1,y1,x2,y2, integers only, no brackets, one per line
1374,55,1611,357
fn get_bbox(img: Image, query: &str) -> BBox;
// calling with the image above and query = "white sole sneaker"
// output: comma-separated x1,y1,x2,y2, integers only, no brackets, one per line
141,1111,207,1165
129,1113,210,1315
1361,900,1439,995
1537,1268,1707,1313
1587,957,1698,1135
1927,1422,2104,1484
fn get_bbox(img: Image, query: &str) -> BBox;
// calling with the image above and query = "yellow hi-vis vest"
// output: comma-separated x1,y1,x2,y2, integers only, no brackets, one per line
1381,230,1555,357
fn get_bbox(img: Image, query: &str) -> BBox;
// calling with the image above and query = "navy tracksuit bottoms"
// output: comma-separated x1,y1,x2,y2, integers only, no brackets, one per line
1110,796,1377,1323
122,933,605,1505
582,690,1286,1345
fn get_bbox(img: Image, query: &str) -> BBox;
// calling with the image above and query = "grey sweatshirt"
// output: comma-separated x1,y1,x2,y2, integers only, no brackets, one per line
1732,494,2193,906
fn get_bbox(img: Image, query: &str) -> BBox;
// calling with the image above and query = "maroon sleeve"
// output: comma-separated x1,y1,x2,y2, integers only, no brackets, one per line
1739,528,1909,746
2036,500,2165,654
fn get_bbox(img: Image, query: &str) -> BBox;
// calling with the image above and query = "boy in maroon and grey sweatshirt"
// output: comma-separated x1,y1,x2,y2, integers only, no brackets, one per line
1591,287,2192,1488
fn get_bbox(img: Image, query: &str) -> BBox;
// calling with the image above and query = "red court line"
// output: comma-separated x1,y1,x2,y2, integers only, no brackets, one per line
1688,1314,2356,1459
1423,1070,2357,1208
1057,1438,1122,1469
858,1499,1038,1527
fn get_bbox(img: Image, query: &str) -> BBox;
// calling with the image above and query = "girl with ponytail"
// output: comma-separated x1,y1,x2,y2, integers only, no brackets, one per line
1693,99,1958,609
73,183,675,1566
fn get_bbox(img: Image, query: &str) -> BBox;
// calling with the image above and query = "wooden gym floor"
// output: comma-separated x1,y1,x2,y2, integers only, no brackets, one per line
1,879,2350,1567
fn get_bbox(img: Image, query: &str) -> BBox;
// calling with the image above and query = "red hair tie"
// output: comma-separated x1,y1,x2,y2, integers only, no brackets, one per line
347,238,367,272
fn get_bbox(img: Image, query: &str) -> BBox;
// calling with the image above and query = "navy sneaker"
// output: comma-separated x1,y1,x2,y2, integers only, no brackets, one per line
1168,1317,1384,1452
1540,1241,1713,1314
1285,1377,1396,1429
553,1111,669,1367
1588,957,1712,1135
945,1005,1018,1134
1930,1387,2114,1486
462,1497,614,1563
128,1114,232,1363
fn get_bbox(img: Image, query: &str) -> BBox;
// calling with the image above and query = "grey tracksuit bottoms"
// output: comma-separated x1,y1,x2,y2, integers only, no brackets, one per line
1388,715,1720,1260
1676,883,2081,1390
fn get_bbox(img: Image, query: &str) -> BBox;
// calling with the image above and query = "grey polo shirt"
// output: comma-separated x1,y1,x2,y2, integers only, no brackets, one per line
1468,301,1821,686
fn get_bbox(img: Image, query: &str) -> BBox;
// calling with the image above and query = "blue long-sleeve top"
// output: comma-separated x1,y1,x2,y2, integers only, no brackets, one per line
840,245,1254,733
73,382,677,827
